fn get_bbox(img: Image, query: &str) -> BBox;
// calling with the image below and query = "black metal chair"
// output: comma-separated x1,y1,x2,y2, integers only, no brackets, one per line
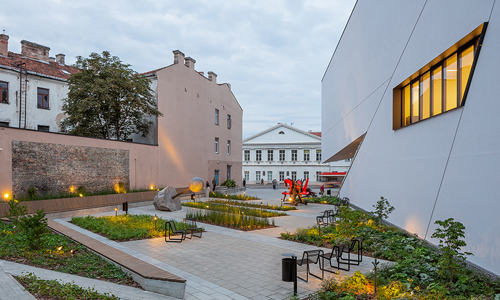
316,210,330,226
319,244,350,272
165,220,187,243
340,237,363,265
184,218,203,239
296,249,324,282
340,197,350,206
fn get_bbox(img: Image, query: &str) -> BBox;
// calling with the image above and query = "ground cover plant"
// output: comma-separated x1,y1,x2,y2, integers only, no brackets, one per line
16,273,119,300
185,208,274,230
281,197,500,299
303,195,341,205
1,200,136,287
71,214,191,241
206,199,297,211
182,201,287,217
209,191,260,200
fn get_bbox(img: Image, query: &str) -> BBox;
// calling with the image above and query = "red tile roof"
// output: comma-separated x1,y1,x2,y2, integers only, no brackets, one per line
309,132,322,137
0,52,79,80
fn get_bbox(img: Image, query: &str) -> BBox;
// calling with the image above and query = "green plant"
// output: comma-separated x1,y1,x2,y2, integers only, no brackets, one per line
27,187,37,200
221,179,236,188
4,199,28,225
371,196,394,225
431,218,472,283
117,181,126,193
16,273,119,299
77,185,87,196
182,201,286,217
209,191,259,200
185,208,272,230
18,209,49,250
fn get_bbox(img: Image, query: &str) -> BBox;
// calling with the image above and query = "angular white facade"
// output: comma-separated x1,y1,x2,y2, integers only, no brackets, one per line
322,0,500,275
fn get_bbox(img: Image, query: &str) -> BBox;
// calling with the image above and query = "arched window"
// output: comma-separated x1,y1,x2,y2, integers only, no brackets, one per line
279,131,285,134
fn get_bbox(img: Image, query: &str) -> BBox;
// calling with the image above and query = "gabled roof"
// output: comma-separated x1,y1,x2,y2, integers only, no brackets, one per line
0,52,79,81
243,123,321,143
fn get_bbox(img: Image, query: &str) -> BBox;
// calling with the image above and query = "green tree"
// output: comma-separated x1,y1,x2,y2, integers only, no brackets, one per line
431,218,472,283
61,51,162,140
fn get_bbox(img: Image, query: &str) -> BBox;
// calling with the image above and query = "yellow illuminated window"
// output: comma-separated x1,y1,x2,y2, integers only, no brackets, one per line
411,81,419,123
420,72,430,120
431,67,442,116
444,54,458,112
403,85,410,126
459,45,474,105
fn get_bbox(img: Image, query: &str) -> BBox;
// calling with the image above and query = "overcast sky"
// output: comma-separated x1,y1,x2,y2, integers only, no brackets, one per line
1,0,356,139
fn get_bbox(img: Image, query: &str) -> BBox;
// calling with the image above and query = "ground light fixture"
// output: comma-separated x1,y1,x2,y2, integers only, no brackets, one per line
317,219,323,236
154,214,158,230
115,206,118,217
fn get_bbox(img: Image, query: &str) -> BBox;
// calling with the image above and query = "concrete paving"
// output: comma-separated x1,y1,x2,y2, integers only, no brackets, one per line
1,188,388,300
0,264,36,300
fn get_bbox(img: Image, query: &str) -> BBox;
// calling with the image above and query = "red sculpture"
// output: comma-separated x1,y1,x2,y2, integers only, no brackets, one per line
282,178,310,205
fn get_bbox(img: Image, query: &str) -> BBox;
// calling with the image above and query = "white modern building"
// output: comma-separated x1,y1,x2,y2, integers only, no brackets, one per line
242,123,350,184
322,0,500,276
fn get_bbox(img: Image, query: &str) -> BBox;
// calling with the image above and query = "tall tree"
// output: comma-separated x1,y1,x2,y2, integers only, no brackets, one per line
60,51,162,141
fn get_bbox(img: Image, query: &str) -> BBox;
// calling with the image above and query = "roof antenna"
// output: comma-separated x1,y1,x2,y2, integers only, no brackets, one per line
2,29,5,34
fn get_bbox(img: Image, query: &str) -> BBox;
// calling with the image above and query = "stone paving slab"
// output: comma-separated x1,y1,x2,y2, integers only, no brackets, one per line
0,260,177,300
0,264,36,300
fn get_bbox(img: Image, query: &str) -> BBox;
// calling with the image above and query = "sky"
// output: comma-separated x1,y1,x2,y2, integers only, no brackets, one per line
1,0,356,139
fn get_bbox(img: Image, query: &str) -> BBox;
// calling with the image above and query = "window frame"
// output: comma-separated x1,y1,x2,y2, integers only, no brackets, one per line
0,81,8,104
279,150,285,161
303,150,310,161
304,171,309,179
267,150,273,161
215,137,219,153
256,150,262,161
227,140,231,155
393,23,487,130
244,150,250,161
37,87,50,109
227,114,231,129
316,150,321,161
215,109,219,125
291,149,297,161
279,171,284,181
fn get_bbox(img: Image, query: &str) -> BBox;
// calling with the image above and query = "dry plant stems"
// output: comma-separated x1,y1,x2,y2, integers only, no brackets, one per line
205,199,297,211
185,208,273,230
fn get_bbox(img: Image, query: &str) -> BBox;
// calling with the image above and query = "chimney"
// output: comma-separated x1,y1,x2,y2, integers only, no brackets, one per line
55,53,65,65
49,57,55,62
0,34,8,56
208,71,217,83
173,50,185,64
21,40,50,62
184,57,195,69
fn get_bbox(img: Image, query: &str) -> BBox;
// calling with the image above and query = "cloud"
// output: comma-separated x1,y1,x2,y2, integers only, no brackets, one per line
1,0,356,138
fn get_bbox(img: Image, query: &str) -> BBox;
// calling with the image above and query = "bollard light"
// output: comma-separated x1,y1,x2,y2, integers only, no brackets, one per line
317,219,323,236
115,206,118,217
154,214,158,230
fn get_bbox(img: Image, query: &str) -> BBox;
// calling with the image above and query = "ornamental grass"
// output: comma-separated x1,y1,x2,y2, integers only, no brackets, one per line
185,208,274,231
182,201,287,217
205,199,297,211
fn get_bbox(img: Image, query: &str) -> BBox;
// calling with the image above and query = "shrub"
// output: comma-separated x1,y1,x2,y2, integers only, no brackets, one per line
431,218,472,283
221,179,236,188
77,186,87,196
371,196,394,225
4,199,28,225
27,187,37,200
18,209,50,250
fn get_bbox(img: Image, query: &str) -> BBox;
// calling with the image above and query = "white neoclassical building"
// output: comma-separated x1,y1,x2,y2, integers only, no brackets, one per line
242,123,350,185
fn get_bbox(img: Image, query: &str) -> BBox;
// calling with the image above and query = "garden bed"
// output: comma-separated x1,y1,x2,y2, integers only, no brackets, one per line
204,199,296,211
182,201,287,217
185,208,276,231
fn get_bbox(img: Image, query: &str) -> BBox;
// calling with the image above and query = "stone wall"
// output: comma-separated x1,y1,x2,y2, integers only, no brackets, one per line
12,141,129,197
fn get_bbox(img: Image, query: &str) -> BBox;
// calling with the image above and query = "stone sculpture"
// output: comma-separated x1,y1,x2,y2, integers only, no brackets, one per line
153,186,182,211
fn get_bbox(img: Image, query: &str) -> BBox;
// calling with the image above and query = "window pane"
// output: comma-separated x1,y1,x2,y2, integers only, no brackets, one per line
403,85,410,126
38,94,43,107
1,90,7,103
0,82,7,88
420,72,430,120
444,54,458,111
431,67,442,116
459,45,474,105
411,81,419,123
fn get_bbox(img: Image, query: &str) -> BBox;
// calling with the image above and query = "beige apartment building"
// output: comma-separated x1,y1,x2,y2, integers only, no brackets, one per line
0,38,242,197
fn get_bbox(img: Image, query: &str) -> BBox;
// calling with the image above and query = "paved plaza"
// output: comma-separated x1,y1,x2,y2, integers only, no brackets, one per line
1,187,387,300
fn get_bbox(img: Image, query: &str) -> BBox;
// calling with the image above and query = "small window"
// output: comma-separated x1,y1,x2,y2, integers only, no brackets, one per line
227,165,231,180
279,131,285,134
0,121,9,127
0,81,8,104
256,150,262,161
291,171,297,181
267,171,273,181
37,125,49,132
316,150,322,161
215,109,219,125
244,150,250,161
279,150,285,161
215,137,219,153
227,114,231,129
267,150,273,161
303,150,310,161
291,150,297,161
304,171,309,179
227,140,231,155
37,88,49,109
279,171,284,181
256,171,261,181
244,171,249,180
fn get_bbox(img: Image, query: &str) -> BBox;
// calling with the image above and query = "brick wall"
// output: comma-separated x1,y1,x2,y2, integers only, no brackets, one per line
12,141,129,197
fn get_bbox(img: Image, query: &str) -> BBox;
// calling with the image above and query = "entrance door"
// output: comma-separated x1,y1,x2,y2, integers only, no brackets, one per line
214,169,220,185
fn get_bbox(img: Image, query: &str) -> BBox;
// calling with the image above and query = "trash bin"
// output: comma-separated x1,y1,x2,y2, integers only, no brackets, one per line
122,201,128,213
282,257,296,282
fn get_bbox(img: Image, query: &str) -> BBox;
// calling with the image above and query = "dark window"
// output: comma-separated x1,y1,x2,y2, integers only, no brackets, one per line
215,109,219,125
279,131,285,134
0,81,8,104
37,88,49,109
37,125,49,132
227,114,231,129
0,121,9,127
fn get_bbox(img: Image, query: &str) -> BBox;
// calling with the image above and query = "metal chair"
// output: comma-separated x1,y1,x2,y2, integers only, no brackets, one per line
319,244,350,272
316,210,331,226
165,220,187,243
340,237,363,265
296,249,324,282
184,218,203,239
